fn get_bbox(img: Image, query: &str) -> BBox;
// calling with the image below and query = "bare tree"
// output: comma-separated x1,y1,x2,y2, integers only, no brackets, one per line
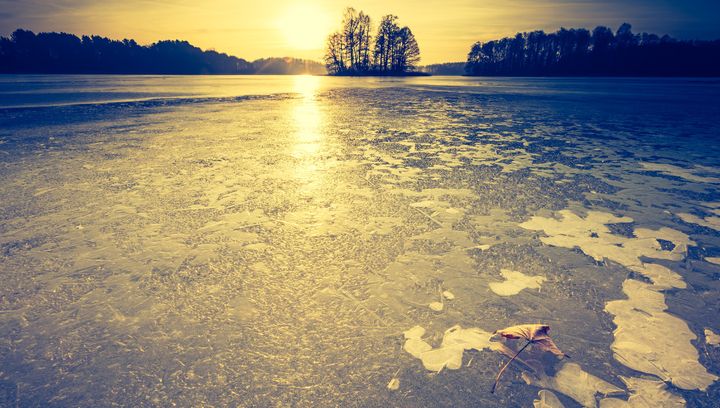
356,11,372,71
392,26,420,72
342,8,360,70
325,8,421,75
373,15,398,72
324,31,345,74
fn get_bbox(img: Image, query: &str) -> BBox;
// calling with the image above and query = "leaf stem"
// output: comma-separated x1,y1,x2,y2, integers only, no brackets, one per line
491,340,532,393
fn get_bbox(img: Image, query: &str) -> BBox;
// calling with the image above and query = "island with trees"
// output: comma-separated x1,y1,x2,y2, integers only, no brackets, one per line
464,23,720,76
324,8,424,76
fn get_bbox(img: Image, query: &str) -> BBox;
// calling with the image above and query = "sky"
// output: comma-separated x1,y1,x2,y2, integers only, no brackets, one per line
1,0,719,64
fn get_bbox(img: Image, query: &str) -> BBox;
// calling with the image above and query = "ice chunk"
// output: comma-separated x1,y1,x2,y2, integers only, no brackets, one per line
533,390,565,408
678,212,720,231
599,376,684,408
402,325,494,372
522,362,623,408
705,328,720,346
489,269,546,296
605,280,718,391
640,162,720,184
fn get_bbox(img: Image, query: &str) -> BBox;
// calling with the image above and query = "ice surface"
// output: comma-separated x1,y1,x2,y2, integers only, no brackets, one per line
1,76,719,406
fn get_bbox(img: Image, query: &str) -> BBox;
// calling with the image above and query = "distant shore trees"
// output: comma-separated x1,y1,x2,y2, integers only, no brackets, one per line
0,29,326,75
420,62,466,75
325,8,421,75
465,23,720,76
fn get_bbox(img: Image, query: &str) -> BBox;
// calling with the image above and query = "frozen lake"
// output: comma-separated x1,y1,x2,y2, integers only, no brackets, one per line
1,75,719,407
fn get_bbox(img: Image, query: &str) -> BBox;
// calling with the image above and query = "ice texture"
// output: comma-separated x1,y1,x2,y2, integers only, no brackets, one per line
0,76,719,406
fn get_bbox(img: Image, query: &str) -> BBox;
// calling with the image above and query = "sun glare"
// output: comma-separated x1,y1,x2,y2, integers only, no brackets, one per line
291,74,324,189
277,4,333,51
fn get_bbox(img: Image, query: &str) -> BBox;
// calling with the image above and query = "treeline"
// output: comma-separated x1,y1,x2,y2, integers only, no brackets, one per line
465,24,720,76
0,29,325,75
421,62,466,75
325,8,422,75
251,58,325,75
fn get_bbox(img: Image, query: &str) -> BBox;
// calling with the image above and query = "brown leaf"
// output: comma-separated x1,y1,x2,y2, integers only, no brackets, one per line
491,324,566,393
490,343,536,373
495,324,565,357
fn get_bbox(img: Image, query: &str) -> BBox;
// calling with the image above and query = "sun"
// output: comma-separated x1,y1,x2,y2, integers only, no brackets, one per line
276,4,333,51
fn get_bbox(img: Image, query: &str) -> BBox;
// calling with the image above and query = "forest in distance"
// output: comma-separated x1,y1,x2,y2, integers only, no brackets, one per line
464,23,720,76
1,22,719,76
0,29,325,75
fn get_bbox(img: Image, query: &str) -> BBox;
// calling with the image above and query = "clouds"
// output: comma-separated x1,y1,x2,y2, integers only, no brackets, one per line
1,0,719,64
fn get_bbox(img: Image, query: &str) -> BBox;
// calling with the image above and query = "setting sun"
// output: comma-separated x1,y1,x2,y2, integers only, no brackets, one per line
276,4,334,51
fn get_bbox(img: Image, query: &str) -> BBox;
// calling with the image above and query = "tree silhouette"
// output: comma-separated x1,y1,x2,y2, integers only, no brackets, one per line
391,27,420,73
324,32,346,75
373,15,399,73
420,62,465,75
465,24,720,76
0,29,326,75
325,7,422,75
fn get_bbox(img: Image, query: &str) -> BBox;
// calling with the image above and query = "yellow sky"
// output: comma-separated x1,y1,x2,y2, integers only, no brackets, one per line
1,0,717,64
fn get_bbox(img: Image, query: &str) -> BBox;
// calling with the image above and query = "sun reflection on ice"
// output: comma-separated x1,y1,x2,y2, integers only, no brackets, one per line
293,74,321,98
291,75,325,190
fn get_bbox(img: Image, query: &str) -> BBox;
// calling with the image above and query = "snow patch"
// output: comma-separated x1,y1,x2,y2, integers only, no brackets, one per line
489,269,546,296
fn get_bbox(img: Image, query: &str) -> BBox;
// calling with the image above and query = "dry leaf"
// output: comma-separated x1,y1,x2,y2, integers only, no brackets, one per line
492,324,565,393
429,301,444,311
490,342,535,372
495,324,565,357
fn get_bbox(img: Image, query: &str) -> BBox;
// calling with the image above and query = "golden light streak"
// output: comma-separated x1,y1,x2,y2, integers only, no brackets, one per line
291,75,324,187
